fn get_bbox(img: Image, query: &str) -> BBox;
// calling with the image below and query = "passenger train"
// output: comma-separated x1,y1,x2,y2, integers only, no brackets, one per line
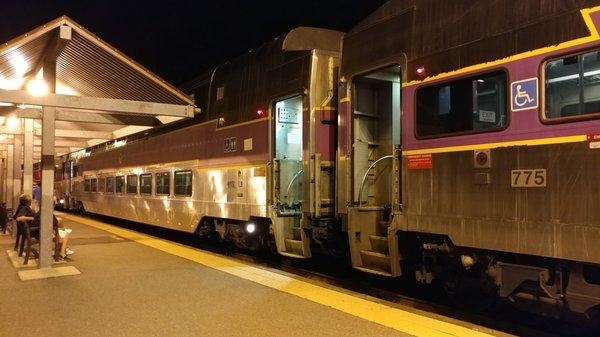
51,0,600,320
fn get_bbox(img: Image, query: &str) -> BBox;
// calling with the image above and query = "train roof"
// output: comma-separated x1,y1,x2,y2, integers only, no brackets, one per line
181,27,342,93
342,0,600,81
71,27,342,159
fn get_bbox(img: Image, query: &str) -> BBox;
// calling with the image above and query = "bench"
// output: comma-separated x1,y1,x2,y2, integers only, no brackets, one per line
14,219,62,264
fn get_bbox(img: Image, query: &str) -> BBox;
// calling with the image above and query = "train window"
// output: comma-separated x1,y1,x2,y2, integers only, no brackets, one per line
126,175,138,194
545,51,600,120
106,176,115,193
416,71,507,137
174,170,192,196
98,178,106,193
139,174,152,194
155,172,170,195
84,179,90,192
115,176,125,194
91,179,97,193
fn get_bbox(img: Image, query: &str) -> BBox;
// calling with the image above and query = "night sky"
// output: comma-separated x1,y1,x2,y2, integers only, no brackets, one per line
0,1,385,86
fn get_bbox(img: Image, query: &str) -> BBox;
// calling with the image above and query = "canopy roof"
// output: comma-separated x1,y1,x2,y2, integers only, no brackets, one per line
0,16,194,159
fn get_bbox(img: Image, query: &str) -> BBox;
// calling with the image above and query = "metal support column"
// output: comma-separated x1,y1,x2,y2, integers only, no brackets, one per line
39,106,55,268
39,60,57,269
6,144,13,209
23,119,34,196
0,158,4,204
12,134,22,206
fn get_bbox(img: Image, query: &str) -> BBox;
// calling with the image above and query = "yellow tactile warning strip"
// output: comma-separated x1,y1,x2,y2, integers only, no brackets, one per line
59,213,500,337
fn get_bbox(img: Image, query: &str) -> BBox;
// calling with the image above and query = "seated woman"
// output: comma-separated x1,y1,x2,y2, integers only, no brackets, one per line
15,194,74,259
14,194,38,236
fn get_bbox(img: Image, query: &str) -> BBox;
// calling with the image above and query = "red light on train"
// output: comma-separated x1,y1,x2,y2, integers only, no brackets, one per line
256,109,266,117
416,66,426,77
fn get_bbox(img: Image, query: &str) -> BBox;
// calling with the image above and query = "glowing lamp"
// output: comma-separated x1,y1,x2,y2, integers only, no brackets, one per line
6,116,20,130
256,109,266,117
415,66,426,77
245,223,256,234
26,79,49,97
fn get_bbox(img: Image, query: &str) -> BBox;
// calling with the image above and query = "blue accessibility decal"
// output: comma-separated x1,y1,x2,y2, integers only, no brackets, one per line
511,78,538,111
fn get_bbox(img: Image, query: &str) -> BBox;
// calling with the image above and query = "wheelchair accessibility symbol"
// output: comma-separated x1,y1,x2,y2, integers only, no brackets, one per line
511,78,538,111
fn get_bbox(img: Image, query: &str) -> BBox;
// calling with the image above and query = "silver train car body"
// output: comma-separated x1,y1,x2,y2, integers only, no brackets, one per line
52,1,600,319
58,27,341,256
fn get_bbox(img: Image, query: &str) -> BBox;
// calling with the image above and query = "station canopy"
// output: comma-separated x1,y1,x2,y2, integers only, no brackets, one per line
0,16,195,160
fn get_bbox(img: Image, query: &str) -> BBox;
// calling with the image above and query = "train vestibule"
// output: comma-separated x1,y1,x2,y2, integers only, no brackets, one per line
268,50,339,258
344,65,402,276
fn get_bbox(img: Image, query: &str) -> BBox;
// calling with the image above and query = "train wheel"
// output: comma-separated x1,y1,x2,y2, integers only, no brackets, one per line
441,263,498,312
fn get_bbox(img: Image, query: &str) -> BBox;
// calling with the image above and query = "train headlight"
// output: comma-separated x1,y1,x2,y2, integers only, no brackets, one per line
245,223,256,234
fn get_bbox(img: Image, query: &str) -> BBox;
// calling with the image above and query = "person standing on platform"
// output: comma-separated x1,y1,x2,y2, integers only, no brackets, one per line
32,182,41,212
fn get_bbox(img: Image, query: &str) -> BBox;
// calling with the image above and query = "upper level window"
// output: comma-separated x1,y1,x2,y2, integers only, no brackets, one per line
155,172,170,195
416,71,507,137
174,170,193,196
91,179,98,192
139,174,152,194
126,175,137,194
84,179,90,192
115,176,125,194
98,178,106,193
106,177,115,193
545,51,600,120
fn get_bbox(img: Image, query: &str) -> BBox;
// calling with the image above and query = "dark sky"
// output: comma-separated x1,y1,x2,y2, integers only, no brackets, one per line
0,1,385,86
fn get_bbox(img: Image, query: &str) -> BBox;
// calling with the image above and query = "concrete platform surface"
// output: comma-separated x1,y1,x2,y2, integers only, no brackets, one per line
0,214,506,337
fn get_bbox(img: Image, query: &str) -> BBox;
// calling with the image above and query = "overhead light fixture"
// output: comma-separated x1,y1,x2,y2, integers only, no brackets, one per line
26,79,49,97
6,116,20,130
245,223,256,234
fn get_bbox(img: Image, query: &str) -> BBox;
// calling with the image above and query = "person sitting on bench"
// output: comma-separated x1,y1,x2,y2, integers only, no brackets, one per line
14,194,38,236
15,194,74,259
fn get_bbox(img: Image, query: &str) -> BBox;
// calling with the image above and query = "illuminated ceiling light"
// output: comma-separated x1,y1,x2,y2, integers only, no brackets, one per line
245,223,256,234
9,52,28,78
415,66,427,77
6,116,20,130
26,79,49,97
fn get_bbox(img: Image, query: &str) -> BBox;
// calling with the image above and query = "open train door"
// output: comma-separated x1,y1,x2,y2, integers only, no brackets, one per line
347,65,402,276
270,95,310,258
269,51,339,258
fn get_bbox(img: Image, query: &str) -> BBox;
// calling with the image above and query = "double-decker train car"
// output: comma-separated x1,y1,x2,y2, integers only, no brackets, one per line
337,0,600,317
55,0,600,320
57,27,342,257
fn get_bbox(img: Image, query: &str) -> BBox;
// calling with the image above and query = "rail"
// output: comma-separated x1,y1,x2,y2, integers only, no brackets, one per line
285,169,303,205
357,155,393,207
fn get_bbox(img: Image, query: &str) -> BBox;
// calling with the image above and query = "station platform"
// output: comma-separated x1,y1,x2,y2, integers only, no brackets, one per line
0,213,507,337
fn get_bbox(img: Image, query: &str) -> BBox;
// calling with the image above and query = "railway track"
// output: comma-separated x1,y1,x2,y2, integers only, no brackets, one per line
76,212,596,337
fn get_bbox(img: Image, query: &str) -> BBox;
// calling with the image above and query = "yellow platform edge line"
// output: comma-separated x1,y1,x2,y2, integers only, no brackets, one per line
59,213,498,337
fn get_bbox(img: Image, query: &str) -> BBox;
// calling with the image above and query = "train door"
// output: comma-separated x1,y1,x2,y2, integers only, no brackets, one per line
347,65,402,276
271,95,309,257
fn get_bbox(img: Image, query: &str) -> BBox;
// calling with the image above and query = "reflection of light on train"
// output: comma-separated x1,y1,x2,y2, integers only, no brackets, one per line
53,3,600,322
207,170,226,204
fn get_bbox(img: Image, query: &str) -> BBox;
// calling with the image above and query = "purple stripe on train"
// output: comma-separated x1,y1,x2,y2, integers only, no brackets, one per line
402,19,600,151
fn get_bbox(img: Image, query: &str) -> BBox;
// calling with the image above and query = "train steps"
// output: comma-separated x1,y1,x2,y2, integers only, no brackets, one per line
357,221,392,276
358,250,391,276
285,238,304,255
